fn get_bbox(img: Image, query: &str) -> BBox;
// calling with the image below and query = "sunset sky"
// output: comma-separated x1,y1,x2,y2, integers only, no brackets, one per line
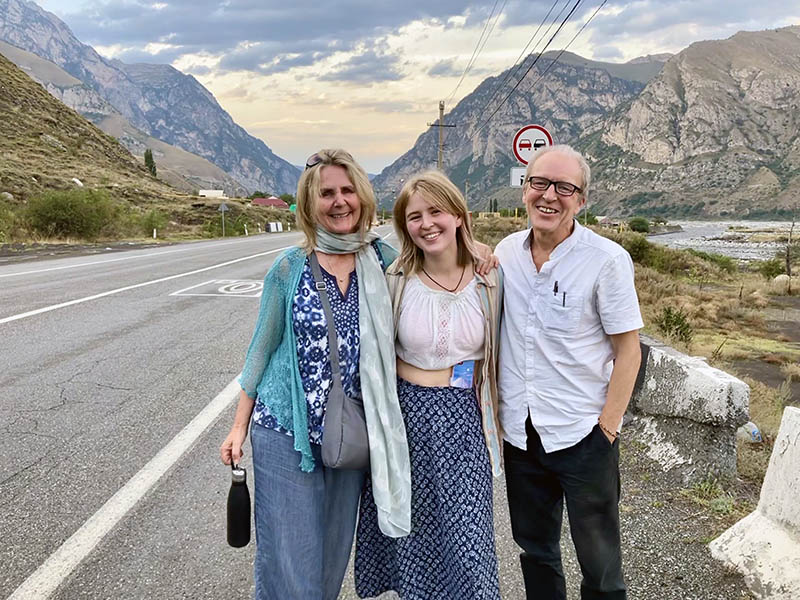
36,0,799,173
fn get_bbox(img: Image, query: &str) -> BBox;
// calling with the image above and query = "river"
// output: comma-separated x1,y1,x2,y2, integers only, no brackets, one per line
647,220,795,261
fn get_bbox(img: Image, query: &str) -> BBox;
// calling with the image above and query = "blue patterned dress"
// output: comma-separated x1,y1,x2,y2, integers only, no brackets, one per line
355,378,500,599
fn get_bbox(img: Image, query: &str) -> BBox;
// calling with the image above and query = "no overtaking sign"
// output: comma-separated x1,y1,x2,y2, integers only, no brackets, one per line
512,124,553,165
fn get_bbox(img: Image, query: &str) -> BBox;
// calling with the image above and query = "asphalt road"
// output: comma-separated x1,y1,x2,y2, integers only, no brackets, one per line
1,228,747,600
0,230,317,599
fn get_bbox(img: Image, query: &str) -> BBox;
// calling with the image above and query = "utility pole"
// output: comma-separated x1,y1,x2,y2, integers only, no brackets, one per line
428,100,455,171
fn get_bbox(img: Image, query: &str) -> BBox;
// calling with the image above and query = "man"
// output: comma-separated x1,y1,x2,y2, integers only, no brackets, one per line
495,145,642,600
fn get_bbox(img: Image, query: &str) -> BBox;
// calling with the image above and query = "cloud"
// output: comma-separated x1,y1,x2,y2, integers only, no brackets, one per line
592,45,624,60
319,49,405,83
60,0,483,70
428,58,461,77
184,64,212,76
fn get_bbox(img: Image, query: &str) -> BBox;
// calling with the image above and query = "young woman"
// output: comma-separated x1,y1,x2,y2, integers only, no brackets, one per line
354,170,503,599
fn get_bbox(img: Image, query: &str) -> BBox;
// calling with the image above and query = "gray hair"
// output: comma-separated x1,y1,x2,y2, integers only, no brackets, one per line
525,144,591,203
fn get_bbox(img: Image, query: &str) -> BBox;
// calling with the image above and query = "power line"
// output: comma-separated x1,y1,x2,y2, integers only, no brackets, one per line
442,0,565,151
446,0,508,106
524,0,609,106
469,0,569,123
468,0,586,140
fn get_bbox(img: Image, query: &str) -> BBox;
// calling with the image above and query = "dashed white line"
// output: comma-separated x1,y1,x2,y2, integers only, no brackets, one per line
7,376,243,600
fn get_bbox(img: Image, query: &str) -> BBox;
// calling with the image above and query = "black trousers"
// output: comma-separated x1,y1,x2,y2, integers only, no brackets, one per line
504,417,626,600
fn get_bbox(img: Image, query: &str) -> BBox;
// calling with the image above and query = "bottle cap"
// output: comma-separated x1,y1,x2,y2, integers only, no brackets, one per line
231,463,247,483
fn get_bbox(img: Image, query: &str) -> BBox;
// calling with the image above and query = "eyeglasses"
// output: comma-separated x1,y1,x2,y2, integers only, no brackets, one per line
526,176,582,197
305,153,323,170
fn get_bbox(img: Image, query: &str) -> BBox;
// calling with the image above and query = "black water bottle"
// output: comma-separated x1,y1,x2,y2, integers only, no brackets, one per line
227,463,251,547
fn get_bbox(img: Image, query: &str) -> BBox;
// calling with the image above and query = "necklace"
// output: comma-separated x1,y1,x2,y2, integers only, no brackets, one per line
421,264,466,293
320,253,352,284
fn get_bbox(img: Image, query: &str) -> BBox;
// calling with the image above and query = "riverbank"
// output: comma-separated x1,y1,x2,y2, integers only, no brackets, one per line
647,219,795,260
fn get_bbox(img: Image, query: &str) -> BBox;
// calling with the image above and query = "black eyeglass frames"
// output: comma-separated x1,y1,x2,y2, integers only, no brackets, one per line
525,176,582,197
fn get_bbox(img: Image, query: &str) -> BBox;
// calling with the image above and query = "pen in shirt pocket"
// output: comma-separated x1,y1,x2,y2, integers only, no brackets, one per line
562,291,566,307
553,280,558,296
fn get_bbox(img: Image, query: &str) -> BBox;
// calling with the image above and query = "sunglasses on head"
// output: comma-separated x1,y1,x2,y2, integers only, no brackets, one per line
305,153,323,170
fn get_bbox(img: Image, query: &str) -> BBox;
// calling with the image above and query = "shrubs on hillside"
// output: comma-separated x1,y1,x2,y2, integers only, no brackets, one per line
26,189,120,240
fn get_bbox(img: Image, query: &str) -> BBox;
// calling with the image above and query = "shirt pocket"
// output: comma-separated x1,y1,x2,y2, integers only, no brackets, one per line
541,292,583,334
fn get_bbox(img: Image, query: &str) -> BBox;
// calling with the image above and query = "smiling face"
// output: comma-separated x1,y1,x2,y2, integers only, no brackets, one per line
524,151,585,244
316,165,362,234
404,191,462,259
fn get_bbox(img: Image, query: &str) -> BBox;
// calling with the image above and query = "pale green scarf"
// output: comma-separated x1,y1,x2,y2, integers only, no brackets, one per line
315,227,411,537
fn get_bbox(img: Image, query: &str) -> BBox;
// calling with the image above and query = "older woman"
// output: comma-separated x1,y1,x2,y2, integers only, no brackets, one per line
220,149,411,600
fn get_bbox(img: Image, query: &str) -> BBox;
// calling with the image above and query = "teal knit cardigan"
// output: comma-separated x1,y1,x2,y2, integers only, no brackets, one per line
239,240,398,472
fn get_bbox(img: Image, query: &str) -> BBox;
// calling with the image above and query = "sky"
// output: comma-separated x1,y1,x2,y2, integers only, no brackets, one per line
35,0,800,173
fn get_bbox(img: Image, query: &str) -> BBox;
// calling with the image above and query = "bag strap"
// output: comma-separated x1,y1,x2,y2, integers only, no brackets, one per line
309,252,344,383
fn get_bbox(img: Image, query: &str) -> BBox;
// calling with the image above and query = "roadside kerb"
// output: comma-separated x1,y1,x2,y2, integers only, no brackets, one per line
628,335,750,483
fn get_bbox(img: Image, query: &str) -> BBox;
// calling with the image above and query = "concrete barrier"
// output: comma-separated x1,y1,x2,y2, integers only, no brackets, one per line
709,406,800,599
628,335,750,482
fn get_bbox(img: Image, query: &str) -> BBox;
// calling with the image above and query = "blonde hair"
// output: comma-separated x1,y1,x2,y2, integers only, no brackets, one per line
393,170,480,275
295,148,376,250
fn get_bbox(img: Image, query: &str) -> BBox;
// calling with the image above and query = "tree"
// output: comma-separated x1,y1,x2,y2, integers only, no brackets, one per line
628,216,650,233
280,193,295,204
144,149,157,177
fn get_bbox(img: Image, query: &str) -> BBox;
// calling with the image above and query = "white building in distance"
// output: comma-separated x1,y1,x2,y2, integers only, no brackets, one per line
199,190,226,198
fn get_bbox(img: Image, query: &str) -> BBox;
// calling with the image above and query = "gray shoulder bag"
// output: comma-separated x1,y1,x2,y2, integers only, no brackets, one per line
310,253,370,470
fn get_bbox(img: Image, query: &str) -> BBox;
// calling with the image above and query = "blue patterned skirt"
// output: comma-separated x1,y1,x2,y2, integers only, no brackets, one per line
354,378,500,600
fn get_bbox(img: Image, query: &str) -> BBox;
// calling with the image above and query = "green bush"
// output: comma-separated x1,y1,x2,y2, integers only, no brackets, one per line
620,233,650,264
25,189,119,240
578,209,598,225
141,209,168,235
203,213,255,237
687,249,737,274
655,306,694,345
0,200,22,242
628,216,650,233
757,258,785,280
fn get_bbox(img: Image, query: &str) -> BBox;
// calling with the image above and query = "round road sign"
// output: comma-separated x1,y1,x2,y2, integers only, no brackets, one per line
512,124,554,165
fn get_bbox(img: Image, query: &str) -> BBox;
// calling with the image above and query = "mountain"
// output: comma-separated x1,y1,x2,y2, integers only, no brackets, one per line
583,26,800,219
0,40,247,196
0,51,177,203
0,0,300,194
372,51,667,208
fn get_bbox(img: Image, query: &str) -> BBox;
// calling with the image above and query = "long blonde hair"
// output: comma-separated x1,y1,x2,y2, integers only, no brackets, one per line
393,170,480,275
295,148,376,250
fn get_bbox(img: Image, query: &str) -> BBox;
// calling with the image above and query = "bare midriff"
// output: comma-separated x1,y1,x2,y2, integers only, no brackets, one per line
396,357,452,387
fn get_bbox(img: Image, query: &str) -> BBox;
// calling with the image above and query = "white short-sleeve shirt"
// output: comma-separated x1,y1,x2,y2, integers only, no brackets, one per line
495,222,643,453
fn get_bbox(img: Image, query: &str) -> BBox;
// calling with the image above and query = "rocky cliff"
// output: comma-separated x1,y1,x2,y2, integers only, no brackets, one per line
585,26,800,219
0,0,300,194
372,51,664,209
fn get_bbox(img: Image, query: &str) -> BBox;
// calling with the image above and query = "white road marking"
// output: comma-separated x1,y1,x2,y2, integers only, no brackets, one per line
7,376,243,600
170,279,263,298
0,235,297,279
0,246,289,325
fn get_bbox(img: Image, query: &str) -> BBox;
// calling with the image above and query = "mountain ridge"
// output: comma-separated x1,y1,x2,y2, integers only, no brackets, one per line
0,0,300,194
